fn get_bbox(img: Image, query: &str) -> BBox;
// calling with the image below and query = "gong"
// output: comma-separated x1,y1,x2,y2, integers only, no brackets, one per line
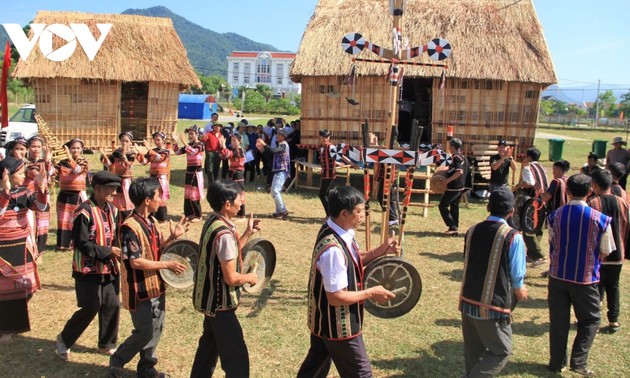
241,238,277,294
520,197,546,234
362,256,422,318
159,239,199,289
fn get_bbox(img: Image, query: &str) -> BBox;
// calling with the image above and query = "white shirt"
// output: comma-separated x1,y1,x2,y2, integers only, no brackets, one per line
316,218,361,293
521,165,535,186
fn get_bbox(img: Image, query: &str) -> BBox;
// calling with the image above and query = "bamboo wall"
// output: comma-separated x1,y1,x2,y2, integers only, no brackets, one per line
431,79,543,156
31,79,181,148
299,76,543,155
32,78,119,148
300,76,391,147
148,82,180,137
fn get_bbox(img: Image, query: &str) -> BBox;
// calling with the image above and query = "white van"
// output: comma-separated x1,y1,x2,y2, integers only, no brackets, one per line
0,104,38,157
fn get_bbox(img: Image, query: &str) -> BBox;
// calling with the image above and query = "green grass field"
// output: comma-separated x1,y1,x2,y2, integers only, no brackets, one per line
0,111,629,377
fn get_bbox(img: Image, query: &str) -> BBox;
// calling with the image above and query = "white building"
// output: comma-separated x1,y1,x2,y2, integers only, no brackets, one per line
226,51,300,95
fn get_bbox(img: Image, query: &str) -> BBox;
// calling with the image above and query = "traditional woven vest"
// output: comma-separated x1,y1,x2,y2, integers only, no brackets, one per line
529,162,549,192
120,214,164,310
307,224,364,340
72,198,118,275
588,195,628,264
193,214,241,317
320,143,336,179
58,158,89,191
549,176,568,212
460,221,518,317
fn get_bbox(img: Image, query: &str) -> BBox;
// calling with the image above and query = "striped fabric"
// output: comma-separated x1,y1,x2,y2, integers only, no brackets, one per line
120,214,164,311
547,176,568,212
307,225,364,340
193,214,241,317
145,148,171,176
0,189,42,301
175,141,205,167
548,204,610,284
221,147,246,173
529,162,549,192
320,143,336,179
57,158,89,191
113,177,134,212
72,199,119,275
588,195,629,264
56,190,87,249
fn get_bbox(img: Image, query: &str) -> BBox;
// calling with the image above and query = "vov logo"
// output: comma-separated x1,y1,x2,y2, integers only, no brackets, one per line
2,23,112,62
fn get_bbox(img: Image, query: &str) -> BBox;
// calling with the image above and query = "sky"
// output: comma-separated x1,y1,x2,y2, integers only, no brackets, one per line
1,0,629,92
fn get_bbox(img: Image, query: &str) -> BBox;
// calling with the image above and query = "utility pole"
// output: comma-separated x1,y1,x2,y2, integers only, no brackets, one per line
594,79,601,129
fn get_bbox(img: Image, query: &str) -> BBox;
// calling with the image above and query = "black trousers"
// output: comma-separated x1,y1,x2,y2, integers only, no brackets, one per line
204,151,221,184
297,334,373,378
599,264,622,323
439,190,463,230
190,310,249,378
60,275,120,349
319,178,335,217
228,170,246,217
153,206,167,222
547,276,600,371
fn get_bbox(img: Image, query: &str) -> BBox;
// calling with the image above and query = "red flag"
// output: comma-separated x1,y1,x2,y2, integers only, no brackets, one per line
1,41,11,128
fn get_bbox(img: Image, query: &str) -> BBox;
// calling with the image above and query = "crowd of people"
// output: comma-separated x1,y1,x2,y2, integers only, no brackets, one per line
0,123,628,377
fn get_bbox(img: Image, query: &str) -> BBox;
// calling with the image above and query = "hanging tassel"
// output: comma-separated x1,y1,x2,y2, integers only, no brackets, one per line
439,69,446,90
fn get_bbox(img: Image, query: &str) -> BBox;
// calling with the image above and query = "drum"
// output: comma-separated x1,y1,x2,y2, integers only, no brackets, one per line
430,170,448,194
241,238,277,294
362,256,422,318
159,239,199,289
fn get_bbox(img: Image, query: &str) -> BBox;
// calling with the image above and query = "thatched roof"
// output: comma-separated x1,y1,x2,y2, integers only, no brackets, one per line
13,11,201,87
291,0,557,85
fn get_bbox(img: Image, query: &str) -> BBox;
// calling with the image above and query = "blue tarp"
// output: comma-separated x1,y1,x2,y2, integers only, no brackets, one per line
178,94,217,120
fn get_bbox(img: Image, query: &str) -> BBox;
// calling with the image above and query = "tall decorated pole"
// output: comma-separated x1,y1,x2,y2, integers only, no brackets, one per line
336,0,453,319
341,0,451,245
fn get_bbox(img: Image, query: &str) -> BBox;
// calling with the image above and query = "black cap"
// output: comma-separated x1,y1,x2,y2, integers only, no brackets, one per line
0,157,25,175
92,171,122,188
184,125,201,134
497,140,508,146
488,187,515,215
319,129,331,138
449,138,462,149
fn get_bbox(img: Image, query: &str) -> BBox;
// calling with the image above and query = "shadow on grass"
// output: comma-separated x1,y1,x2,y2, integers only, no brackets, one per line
511,315,549,338
441,268,464,282
422,251,463,263
246,279,278,318
372,340,464,377
435,318,461,328
0,335,134,377
41,283,74,292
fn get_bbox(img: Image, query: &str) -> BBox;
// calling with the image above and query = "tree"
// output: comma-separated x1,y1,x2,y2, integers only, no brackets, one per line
255,84,273,103
540,99,554,116
618,91,630,119
595,90,617,118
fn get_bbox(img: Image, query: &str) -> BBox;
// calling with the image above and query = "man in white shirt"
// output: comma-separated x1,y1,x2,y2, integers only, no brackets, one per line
298,186,399,377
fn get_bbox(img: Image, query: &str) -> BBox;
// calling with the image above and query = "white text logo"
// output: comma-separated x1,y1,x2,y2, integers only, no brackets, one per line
2,23,112,62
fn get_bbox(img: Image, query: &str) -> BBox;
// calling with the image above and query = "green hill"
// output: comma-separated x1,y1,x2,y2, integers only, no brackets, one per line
122,6,279,77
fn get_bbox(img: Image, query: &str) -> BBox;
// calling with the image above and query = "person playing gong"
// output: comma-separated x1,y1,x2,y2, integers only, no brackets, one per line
297,185,399,377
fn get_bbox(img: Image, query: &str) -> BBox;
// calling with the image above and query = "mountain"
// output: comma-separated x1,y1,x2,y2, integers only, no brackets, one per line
122,6,279,77
543,84,627,105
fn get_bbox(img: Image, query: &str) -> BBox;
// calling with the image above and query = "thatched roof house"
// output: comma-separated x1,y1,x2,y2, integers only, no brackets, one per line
13,11,201,147
291,0,557,155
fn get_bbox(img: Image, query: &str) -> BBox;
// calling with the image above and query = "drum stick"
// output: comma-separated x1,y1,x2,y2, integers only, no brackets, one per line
390,286,407,295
